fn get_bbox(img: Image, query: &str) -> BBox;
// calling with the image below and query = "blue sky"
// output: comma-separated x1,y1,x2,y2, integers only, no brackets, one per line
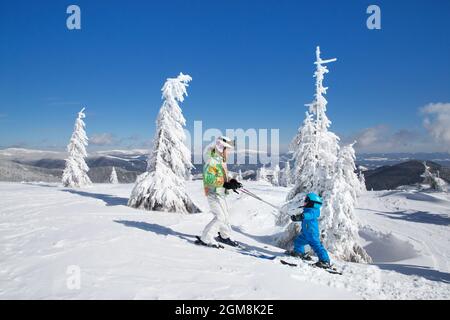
0,0,449,153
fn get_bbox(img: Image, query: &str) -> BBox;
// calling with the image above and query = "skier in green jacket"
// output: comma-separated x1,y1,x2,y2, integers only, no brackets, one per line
197,136,242,248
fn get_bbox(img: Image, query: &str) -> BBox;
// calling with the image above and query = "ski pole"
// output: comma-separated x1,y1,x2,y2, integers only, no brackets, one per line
239,187,281,211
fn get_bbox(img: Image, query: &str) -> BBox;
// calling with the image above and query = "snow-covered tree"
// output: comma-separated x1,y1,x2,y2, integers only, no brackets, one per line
128,73,200,213
359,171,367,192
257,165,268,182
422,162,433,185
282,161,292,187
337,143,361,197
320,144,371,263
422,162,448,192
306,46,340,195
287,112,317,199
272,164,280,186
62,108,92,188
238,169,243,181
287,47,340,200
110,166,119,184
435,171,448,192
278,47,370,263
279,162,290,187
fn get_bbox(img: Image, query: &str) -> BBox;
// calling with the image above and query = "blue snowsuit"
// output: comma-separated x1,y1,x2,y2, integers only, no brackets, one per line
294,206,330,263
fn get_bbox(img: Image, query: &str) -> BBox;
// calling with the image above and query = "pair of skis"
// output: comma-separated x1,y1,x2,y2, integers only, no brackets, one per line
279,258,342,275
194,236,342,275
195,236,277,260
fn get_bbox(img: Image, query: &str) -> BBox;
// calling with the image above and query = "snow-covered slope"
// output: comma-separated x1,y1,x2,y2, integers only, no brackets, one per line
0,181,448,299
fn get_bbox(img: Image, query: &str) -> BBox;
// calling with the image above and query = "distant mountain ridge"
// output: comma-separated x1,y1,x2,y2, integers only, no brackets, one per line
364,160,450,191
0,148,449,187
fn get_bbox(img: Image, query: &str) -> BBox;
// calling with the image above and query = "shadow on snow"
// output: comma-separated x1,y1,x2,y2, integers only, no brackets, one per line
374,210,450,226
232,226,284,256
61,189,129,206
113,220,196,244
375,263,450,284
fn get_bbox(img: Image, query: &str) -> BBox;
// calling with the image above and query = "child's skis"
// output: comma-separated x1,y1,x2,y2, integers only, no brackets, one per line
279,259,343,275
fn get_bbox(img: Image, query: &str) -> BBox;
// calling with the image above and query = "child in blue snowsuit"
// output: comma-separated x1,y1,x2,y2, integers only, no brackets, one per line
290,193,331,268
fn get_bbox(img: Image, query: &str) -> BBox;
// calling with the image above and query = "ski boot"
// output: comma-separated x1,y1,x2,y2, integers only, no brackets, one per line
216,233,240,247
314,260,332,269
285,250,313,261
195,236,224,249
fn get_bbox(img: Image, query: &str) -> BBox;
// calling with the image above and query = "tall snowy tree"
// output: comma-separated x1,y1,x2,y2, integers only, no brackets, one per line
257,166,268,182
62,108,92,188
128,73,200,213
287,47,340,200
238,169,243,181
272,164,280,186
110,166,119,184
283,161,292,187
422,162,434,185
320,144,371,262
287,112,317,199
422,162,447,192
278,47,370,262
359,171,367,192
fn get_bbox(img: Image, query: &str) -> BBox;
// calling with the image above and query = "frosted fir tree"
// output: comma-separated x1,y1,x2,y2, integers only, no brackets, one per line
110,166,119,184
305,46,340,195
434,171,448,192
359,171,367,192
422,162,447,192
287,47,340,201
320,144,371,262
281,161,292,187
280,47,340,233
287,112,317,200
62,108,92,188
422,162,434,185
335,142,361,198
128,73,200,213
277,48,369,263
257,165,269,182
272,164,280,186
238,169,243,181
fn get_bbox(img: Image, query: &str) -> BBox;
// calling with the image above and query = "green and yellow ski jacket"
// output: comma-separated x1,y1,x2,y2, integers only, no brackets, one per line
203,149,227,195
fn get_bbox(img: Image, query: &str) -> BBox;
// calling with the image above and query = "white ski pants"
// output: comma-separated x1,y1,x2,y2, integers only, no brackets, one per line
201,192,232,244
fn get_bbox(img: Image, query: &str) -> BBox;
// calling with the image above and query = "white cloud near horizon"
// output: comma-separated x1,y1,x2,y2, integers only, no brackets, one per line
343,125,431,153
344,102,450,153
421,103,450,151
90,133,117,146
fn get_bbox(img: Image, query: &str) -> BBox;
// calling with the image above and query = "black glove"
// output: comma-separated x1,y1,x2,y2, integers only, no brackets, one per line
223,178,242,190
291,213,304,222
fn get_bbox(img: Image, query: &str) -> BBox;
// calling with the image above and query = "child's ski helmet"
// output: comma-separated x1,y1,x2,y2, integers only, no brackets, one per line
305,192,323,208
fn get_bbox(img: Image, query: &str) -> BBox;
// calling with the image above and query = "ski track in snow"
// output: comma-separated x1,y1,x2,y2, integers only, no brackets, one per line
0,181,449,299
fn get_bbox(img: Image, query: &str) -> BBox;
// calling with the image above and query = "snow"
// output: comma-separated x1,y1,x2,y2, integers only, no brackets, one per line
0,181,449,299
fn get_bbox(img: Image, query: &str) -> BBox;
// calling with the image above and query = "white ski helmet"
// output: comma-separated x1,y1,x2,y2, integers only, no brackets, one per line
215,136,234,152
